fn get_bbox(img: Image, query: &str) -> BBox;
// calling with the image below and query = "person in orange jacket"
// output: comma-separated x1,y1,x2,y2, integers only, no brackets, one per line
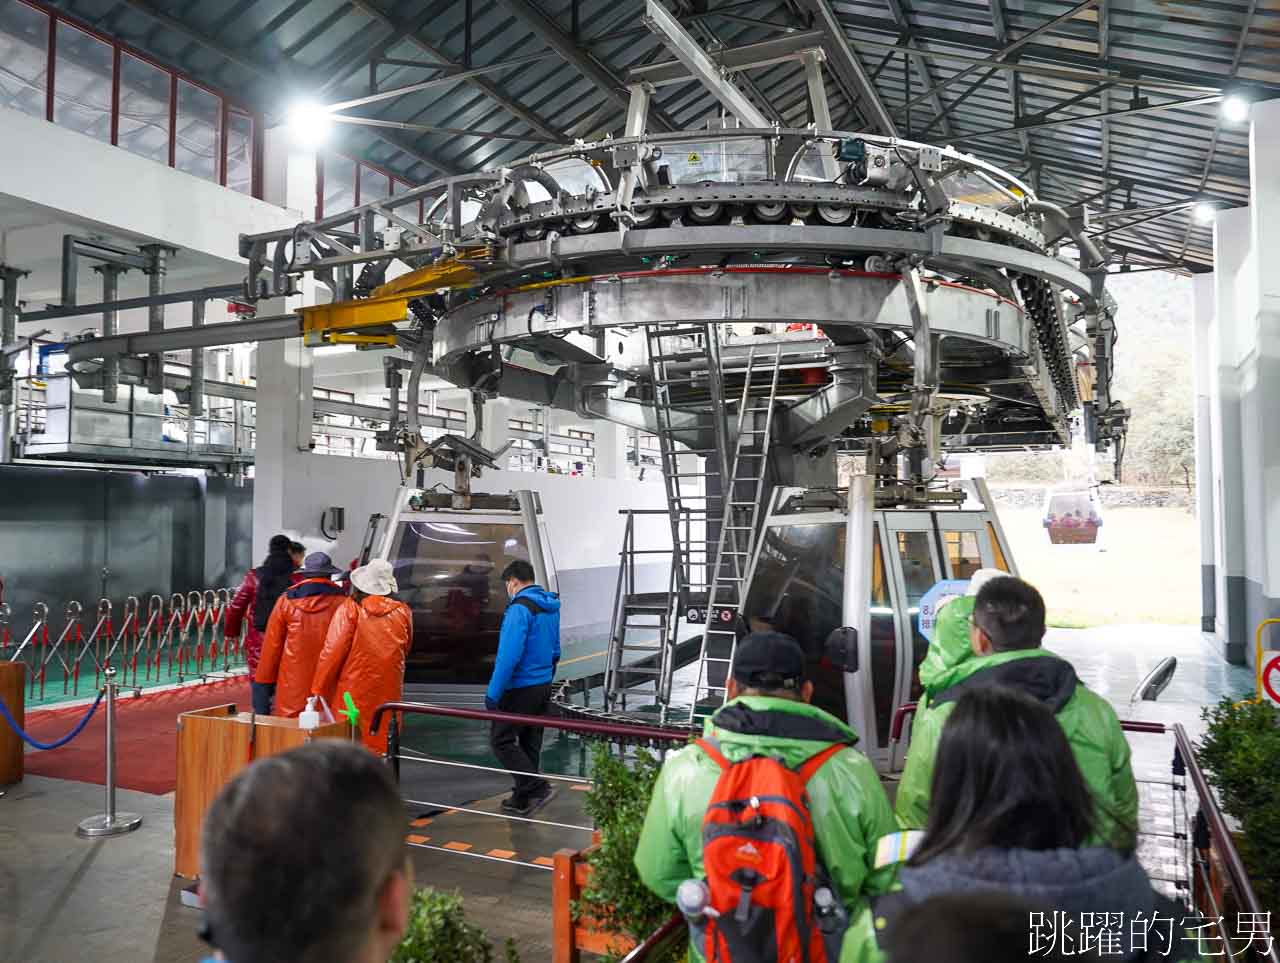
311,558,412,754
256,552,348,719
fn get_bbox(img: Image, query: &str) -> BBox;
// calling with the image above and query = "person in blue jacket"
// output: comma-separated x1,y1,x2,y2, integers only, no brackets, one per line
486,558,561,816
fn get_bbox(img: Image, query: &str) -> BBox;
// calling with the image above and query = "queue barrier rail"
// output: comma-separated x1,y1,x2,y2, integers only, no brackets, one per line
370,701,691,871
5,588,248,701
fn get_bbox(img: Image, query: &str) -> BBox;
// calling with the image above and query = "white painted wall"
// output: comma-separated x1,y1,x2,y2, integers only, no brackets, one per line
0,104,298,263
271,454,672,576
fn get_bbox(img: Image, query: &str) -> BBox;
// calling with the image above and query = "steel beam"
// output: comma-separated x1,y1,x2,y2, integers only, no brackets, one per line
829,28,1222,94
330,115,568,143
904,0,1099,110
325,52,563,113
642,0,770,128
795,0,898,136
949,93,1222,144
347,0,566,144
1178,0,1259,262
502,0,677,132
1087,204,1193,238
628,30,828,86
20,284,244,324
65,315,303,366
106,0,462,177
879,0,953,139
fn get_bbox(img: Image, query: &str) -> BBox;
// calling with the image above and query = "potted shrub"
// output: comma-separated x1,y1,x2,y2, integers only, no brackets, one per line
553,743,683,963
392,887,520,963
1197,697,1280,915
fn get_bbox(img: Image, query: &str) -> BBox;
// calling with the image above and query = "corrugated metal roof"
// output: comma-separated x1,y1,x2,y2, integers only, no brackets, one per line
35,0,1280,271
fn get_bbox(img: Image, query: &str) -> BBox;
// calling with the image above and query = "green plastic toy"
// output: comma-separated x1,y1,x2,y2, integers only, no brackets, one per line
340,691,360,730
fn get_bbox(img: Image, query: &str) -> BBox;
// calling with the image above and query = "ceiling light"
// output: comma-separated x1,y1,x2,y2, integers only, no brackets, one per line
287,100,333,149
312,343,355,356
1221,95,1250,124
1193,202,1216,225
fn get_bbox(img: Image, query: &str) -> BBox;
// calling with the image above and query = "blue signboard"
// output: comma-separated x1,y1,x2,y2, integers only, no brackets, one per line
919,579,970,644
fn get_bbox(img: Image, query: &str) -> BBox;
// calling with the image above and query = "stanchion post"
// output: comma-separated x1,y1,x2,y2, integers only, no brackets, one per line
76,667,142,838
387,711,400,785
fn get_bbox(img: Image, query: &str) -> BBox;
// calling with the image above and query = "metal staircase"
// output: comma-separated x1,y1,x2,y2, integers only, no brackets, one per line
645,323,732,608
599,324,731,721
687,344,782,721
603,509,681,719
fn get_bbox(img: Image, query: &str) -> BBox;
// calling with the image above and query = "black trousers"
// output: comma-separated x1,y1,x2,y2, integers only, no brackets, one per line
490,682,553,802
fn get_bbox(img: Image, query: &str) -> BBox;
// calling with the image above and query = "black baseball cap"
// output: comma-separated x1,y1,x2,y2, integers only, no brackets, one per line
733,631,806,690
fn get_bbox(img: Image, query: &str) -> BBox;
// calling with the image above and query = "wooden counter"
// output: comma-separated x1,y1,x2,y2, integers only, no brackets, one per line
174,704,350,878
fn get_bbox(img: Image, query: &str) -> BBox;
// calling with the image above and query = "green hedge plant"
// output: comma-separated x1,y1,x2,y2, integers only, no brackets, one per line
577,742,684,963
1198,697,1280,912
392,888,520,963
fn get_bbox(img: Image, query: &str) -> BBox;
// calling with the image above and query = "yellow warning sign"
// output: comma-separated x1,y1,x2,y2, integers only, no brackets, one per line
688,152,701,164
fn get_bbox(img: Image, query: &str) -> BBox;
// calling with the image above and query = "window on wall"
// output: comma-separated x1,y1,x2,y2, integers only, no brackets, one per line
54,22,112,142
0,0,48,119
174,79,221,181
321,152,356,220
226,109,254,194
117,53,169,164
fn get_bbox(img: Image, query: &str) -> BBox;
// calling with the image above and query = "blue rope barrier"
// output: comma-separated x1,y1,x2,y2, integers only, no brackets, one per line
0,689,105,750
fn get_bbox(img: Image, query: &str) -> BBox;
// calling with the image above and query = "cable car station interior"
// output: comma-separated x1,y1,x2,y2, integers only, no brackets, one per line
0,0,1276,960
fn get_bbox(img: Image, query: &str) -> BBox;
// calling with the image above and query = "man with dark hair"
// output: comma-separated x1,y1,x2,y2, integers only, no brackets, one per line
634,631,896,962
199,741,411,963
896,575,1138,847
486,558,561,816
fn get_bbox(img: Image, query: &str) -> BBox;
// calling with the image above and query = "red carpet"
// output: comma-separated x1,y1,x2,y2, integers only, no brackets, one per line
23,677,251,795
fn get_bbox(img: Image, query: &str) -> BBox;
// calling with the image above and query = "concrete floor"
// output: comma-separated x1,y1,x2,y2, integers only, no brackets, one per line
0,625,1248,963
0,776,205,963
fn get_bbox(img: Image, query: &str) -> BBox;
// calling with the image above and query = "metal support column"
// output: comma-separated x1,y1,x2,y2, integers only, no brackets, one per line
0,266,26,464
643,0,770,129
95,264,129,405
190,299,206,417
802,49,841,180
901,265,939,476
140,245,176,395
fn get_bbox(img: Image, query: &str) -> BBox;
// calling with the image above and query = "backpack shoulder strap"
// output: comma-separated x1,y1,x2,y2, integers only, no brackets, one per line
695,737,731,772
796,742,847,785
509,596,545,616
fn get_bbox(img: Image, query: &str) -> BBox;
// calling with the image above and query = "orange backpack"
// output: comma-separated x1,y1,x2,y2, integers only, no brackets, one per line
692,737,850,963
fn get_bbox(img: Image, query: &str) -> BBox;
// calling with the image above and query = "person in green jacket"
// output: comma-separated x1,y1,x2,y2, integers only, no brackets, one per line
917,568,1005,699
635,632,898,959
843,687,1194,963
896,575,1138,848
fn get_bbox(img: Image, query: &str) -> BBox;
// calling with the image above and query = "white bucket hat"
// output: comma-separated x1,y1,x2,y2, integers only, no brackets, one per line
967,568,1007,596
350,558,397,596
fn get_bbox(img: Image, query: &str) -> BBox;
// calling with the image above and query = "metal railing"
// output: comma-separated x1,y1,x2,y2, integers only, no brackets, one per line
369,701,690,871
1173,723,1280,963
4,588,246,701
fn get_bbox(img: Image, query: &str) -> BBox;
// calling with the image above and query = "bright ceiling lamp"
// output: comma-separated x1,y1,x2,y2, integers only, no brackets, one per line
1193,202,1216,225
287,100,334,149
1221,95,1250,125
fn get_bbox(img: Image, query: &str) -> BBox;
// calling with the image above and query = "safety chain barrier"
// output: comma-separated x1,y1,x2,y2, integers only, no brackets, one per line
4,588,245,701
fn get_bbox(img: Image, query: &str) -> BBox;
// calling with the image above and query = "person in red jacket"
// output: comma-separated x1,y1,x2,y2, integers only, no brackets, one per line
256,552,347,719
311,559,412,754
225,533,295,715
